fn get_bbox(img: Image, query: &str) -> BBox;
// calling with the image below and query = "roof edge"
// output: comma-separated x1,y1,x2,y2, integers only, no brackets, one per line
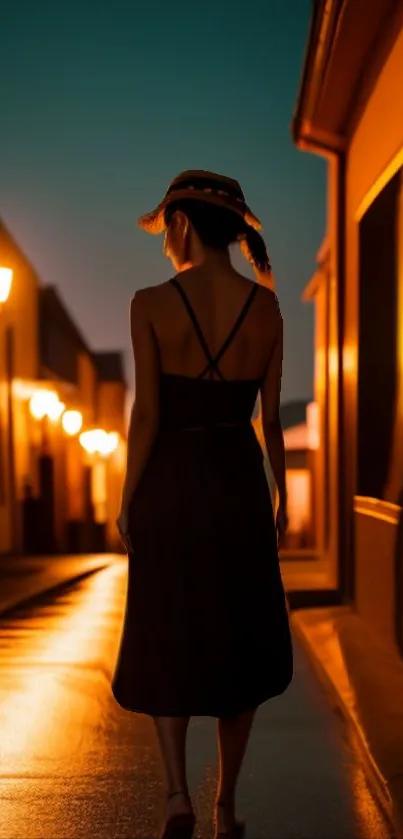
292,0,345,149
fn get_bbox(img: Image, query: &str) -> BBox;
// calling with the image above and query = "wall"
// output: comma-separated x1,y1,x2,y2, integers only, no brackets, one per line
0,224,39,552
311,270,329,555
354,497,401,653
309,158,341,589
97,381,126,435
78,352,97,426
345,23,403,637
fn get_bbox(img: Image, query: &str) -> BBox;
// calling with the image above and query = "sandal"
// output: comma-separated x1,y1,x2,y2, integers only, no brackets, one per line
214,800,245,839
160,790,196,839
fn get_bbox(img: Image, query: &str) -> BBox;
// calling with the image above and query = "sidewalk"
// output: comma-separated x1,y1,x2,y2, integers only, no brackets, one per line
290,605,403,838
1,553,402,836
0,553,123,616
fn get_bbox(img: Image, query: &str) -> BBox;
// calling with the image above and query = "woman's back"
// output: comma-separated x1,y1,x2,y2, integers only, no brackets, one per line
143,264,281,383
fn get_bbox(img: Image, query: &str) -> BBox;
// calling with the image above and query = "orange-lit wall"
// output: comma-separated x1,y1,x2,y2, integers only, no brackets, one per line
65,436,85,520
354,497,401,650
345,22,403,513
97,381,126,436
342,23,403,647
311,270,329,556
286,468,311,542
78,352,97,426
324,155,343,590
0,225,40,552
0,224,126,554
307,161,342,584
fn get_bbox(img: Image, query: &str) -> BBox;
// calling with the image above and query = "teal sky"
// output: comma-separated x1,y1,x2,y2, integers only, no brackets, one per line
0,0,326,403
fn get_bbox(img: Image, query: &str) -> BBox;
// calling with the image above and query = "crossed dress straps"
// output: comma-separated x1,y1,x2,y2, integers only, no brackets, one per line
170,278,259,380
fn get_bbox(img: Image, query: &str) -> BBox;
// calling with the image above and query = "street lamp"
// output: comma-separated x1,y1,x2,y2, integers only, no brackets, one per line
0,267,15,547
0,267,13,305
29,389,65,422
62,410,83,436
78,429,120,549
79,429,118,457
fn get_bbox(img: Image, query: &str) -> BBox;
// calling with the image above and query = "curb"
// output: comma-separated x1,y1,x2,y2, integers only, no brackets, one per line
290,612,402,837
0,563,110,620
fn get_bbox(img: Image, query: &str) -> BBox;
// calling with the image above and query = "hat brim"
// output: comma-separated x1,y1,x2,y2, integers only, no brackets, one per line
137,189,262,234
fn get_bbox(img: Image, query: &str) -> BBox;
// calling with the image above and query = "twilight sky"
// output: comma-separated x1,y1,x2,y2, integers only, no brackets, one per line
1,0,326,404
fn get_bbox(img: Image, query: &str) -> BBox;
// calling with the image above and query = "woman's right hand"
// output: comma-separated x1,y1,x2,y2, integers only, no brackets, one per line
276,503,288,547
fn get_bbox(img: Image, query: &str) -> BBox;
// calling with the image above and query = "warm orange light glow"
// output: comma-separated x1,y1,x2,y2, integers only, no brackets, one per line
104,432,119,455
79,429,119,457
62,410,83,436
29,389,64,422
316,347,326,391
307,401,319,450
0,267,13,304
12,379,40,400
47,399,65,422
284,423,309,450
286,469,311,534
0,563,121,764
92,459,107,522
329,346,338,378
79,429,101,455
343,345,356,376
30,390,56,420
111,437,127,473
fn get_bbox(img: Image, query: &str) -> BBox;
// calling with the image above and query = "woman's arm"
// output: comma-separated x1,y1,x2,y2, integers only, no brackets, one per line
260,312,287,512
120,290,160,510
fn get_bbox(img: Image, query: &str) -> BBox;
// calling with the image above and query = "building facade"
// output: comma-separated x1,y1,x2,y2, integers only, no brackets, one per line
0,219,127,555
293,0,403,652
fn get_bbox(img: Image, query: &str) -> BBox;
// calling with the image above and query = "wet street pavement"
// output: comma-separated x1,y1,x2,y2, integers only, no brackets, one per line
0,560,398,839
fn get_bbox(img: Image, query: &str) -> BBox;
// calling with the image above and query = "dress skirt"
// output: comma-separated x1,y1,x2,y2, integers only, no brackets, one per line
111,424,293,717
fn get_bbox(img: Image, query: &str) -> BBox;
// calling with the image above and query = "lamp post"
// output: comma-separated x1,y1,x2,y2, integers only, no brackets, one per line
28,388,66,553
0,267,15,550
79,429,119,551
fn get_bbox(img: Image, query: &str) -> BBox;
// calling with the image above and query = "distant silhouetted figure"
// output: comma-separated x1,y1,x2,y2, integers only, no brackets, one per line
112,171,293,839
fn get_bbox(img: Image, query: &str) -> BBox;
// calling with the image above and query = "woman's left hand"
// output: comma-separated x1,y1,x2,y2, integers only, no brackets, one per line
116,506,133,554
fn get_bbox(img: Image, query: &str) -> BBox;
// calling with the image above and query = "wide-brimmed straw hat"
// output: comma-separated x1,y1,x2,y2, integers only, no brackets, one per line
137,170,262,234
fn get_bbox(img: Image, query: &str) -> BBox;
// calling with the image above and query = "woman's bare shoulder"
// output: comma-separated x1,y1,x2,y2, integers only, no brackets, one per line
129,280,178,323
130,279,171,303
255,282,282,317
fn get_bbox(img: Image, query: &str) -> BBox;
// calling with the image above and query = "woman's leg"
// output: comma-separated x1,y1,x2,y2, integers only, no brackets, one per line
215,710,256,832
153,716,193,820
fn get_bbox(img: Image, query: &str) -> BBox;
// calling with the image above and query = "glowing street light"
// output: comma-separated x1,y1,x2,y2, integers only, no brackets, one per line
62,410,83,436
29,389,64,422
47,398,65,421
0,267,13,305
104,432,118,455
79,429,101,455
30,391,52,420
79,429,119,457
95,431,119,456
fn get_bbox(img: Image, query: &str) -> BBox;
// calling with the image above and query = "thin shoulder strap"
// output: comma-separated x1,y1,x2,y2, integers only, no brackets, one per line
170,278,224,379
199,282,259,378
